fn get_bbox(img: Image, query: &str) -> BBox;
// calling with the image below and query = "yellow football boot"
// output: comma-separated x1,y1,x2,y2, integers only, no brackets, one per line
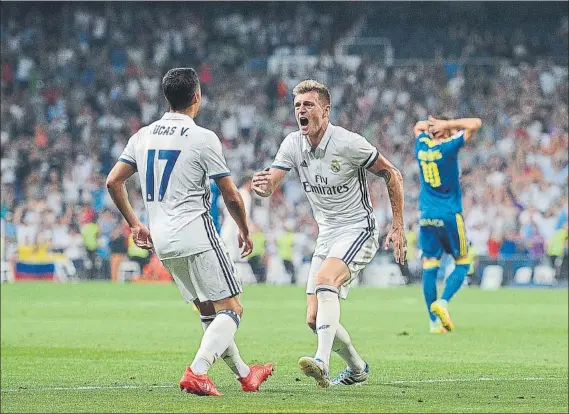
430,300,454,332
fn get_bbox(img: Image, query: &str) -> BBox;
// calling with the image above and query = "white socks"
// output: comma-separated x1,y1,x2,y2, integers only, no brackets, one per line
190,310,240,375
314,285,341,367
201,315,250,378
333,324,366,372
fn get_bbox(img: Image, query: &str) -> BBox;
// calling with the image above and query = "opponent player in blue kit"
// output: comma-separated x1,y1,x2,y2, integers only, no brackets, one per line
414,116,482,333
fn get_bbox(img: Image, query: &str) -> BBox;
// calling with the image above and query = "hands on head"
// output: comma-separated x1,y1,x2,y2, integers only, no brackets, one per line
427,116,449,139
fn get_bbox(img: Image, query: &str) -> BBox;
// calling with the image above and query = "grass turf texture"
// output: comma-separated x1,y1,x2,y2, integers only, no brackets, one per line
1,283,567,413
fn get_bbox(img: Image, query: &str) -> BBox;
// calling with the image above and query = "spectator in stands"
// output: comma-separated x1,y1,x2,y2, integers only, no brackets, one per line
0,3,566,282
487,231,502,260
109,225,128,282
547,222,568,277
276,221,296,284
248,223,267,283
523,223,546,260
560,234,569,281
80,215,99,280
500,231,523,259
127,233,150,276
65,226,85,278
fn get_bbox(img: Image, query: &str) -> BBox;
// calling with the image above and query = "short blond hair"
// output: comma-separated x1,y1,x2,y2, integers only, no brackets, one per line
292,80,331,106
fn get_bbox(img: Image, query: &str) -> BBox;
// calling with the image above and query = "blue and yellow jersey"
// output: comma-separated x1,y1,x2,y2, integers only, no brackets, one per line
415,131,465,218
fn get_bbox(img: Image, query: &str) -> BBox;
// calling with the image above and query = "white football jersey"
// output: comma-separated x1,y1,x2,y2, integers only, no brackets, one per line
271,123,379,236
119,112,231,259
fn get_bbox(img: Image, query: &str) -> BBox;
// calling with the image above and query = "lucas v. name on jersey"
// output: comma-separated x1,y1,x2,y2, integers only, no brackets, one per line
152,124,193,137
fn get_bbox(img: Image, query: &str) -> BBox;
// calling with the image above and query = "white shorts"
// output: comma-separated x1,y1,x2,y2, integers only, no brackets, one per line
162,248,242,304
306,226,379,299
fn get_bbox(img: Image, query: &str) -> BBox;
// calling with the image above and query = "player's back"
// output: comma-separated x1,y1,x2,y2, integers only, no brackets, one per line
415,131,465,218
120,113,230,259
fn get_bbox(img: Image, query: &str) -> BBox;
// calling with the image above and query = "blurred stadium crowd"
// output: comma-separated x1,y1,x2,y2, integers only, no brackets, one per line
1,3,567,282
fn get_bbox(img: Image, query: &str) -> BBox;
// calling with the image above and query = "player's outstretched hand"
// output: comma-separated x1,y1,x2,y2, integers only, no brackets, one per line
427,116,449,136
252,168,272,197
238,232,253,258
384,225,407,264
131,223,154,250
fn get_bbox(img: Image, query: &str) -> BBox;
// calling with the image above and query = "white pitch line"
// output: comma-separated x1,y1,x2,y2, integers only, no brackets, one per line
383,377,567,385
1,377,566,393
1,384,174,392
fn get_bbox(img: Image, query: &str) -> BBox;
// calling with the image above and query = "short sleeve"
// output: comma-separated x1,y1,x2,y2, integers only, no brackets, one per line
441,130,465,157
271,134,296,171
349,133,379,168
415,132,429,153
119,133,138,169
200,133,231,179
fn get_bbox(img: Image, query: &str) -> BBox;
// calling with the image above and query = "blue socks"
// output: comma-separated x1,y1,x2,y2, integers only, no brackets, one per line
441,264,469,302
422,260,439,322
423,258,469,323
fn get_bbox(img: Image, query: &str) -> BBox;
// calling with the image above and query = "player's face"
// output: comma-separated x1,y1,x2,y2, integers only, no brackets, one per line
434,129,450,139
294,91,330,137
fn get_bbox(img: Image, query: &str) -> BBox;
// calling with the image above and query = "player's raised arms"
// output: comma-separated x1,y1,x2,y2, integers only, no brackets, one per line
428,116,482,142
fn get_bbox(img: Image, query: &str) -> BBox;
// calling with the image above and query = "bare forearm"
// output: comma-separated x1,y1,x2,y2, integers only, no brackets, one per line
375,168,405,227
252,168,287,197
447,118,482,133
107,183,140,227
225,195,249,236
269,177,281,195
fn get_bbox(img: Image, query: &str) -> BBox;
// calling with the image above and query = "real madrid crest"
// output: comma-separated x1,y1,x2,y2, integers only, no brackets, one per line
331,159,340,173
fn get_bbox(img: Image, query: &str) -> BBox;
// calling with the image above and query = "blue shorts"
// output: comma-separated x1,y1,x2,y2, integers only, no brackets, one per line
419,214,468,259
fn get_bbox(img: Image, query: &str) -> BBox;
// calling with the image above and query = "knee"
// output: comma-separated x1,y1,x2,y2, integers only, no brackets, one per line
314,270,346,288
455,255,470,267
232,302,244,318
422,258,440,271
314,258,350,287
213,296,243,318
314,270,331,286
222,302,243,319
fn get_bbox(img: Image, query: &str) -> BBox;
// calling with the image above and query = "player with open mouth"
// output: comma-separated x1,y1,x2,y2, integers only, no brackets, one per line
252,80,406,388
299,116,309,134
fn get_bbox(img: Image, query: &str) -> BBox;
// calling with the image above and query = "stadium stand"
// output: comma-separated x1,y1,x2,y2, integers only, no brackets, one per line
1,3,567,284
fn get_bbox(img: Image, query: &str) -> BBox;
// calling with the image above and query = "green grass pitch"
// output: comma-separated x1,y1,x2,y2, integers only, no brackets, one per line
1,282,567,413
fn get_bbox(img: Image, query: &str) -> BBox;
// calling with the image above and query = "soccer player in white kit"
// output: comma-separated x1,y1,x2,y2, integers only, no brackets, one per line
106,68,273,396
252,80,407,388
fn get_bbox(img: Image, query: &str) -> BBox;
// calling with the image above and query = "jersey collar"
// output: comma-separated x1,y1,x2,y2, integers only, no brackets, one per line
302,122,334,157
161,112,196,123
